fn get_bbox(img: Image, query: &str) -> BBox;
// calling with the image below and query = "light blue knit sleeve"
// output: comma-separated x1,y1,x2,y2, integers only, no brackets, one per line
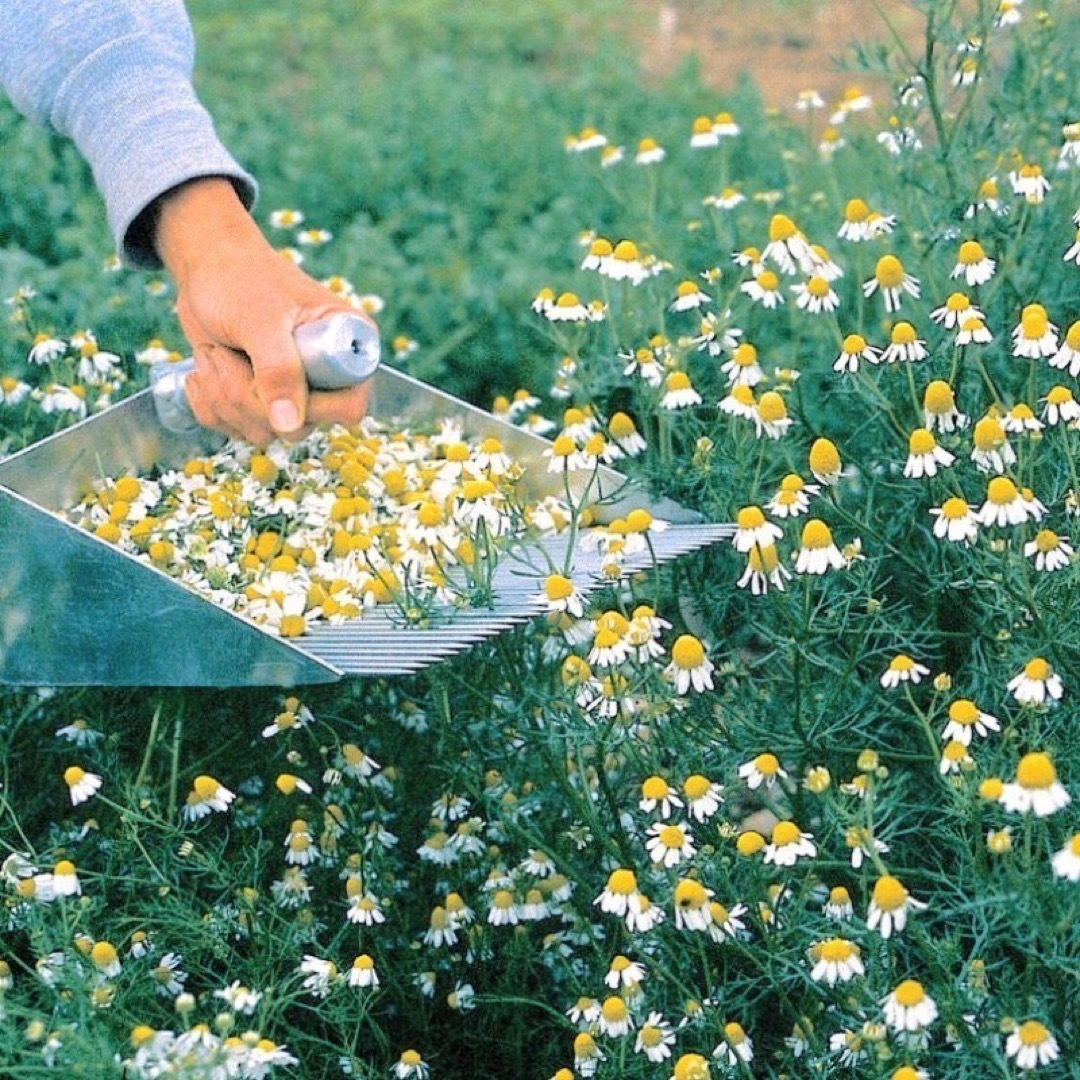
0,0,257,268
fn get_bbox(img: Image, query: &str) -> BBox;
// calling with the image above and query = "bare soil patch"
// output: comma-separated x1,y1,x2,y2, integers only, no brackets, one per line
634,0,924,110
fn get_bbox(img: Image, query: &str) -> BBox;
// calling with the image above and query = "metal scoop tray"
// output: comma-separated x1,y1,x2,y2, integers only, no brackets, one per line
0,367,732,687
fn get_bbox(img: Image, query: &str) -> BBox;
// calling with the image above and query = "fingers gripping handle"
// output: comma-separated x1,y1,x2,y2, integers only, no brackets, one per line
150,313,381,433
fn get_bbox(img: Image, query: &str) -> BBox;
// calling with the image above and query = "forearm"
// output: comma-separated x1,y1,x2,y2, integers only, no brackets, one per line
0,0,255,268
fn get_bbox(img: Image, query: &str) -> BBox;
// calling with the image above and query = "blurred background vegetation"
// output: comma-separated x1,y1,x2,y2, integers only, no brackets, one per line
0,0,793,408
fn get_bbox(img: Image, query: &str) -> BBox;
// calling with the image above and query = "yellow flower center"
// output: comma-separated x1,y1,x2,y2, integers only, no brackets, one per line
601,996,628,1022
1016,751,1057,790
607,869,637,895
1047,386,1074,405
923,380,956,413
908,429,936,455
724,1022,747,1044
872,875,908,911
736,831,765,855
890,654,915,672
986,476,1019,506
844,198,870,223
1021,307,1049,339
875,255,905,287
683,774,711,800
642,775,671,800
757,391,787,422
673,1053,711,1080
771,820,801,846
667,371,692,392
819,938,858,962
940,497,970,520
829,886,851,906
945,292,972,312
948,699,979,725
193,775,221,800
589,238,613,257
1017,1020,1050,1046
891,321,918,345
957,240,986,265
801,519,834,550
674,878,708,909
1066,321,1080,349
671,635,705,670
737,506,767,530
608,411,637,437
769,214,798,241
893,980,926,1007
807,276,831,297
613,240,640,261
1024,657,1051,681
747,544,780,572
809,438,840,475
1033,528,1061,553
756,270,780,291
733,342,758,367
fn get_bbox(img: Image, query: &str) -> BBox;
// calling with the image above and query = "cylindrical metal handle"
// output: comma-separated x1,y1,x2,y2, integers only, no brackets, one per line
150,312,381,433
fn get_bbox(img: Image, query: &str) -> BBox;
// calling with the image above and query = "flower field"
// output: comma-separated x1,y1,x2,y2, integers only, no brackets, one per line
1,1,1079,1077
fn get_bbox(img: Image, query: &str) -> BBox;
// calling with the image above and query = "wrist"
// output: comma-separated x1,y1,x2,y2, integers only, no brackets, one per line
153,177,266,285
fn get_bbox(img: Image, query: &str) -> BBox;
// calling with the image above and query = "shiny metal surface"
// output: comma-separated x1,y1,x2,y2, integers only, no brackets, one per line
151,313,382,433
0,362,727,687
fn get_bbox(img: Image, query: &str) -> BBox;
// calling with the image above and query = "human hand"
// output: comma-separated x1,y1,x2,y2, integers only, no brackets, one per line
153,178,375,444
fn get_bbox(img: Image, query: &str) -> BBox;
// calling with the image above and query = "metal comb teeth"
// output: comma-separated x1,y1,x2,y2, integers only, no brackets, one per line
297,523,734,675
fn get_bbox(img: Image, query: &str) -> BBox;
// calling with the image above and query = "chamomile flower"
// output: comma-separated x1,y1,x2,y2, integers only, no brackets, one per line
737,543,792,594
970,416,1016,473
1002,403,1044,434
978,475,1041,527
63,766,102,806
834,333,881,373
720,342,764,386
670,1052,711,1080
942,699,1001,745
182,775,235,822
867,875,926,938
931,291,985,329
719,384,757,421
956,316,994,347
863,255,921,313
1008,657,1063,705
595,869,641,917
733,505,784,553
881,321,928,364
670,280,712,312
762,213,815,275
792,275,840,313
763,820,817,866
1049,320,1080,376
808,438,842,485
823,885,854,920
1000,752,1071,816
1012,303,1059,359
1051,834,1080,881
882,980,938,1036
713,1022,753,1066
665,635,715,694
903,428,954,478
740,269,785,309
635,1013,676,1062
537,573,586,618
1002,1022,1060,1073
27,332,67,365
809,938,865,986
639,776,683,818
755,391,793,439
660,371,702,410
765,473,818,518
881,654,931,688
952,240,996,286
1024,528,1073,571
690,115,720,148
635,137,666,164
682,775,724,821
923,380,968,433
607,411,647,455
1065,228,1080,266
597,996,634,1037
739,752,787,790
0,375,31,405
393,1049,430,1079
794,519,845,574
1009,162,1051,203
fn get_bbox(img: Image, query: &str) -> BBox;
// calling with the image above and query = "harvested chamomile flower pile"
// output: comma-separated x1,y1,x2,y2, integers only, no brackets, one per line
65,418,572,636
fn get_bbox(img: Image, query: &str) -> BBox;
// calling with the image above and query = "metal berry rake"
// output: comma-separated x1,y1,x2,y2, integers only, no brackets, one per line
0,319,732,686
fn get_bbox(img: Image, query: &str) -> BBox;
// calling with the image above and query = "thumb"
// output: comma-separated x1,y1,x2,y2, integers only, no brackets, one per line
246,323,309,436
